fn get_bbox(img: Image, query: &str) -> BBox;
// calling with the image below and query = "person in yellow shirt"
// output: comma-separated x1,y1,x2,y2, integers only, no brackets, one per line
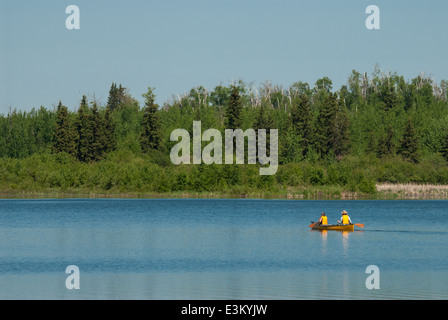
318,212,328,225
338,210,353,225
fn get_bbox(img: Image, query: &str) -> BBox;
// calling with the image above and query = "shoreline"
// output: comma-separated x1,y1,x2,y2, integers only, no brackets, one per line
2,183,448,200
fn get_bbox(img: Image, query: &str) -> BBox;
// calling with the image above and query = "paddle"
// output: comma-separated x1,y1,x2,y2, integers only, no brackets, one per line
354,223,364,228
309,221,317,228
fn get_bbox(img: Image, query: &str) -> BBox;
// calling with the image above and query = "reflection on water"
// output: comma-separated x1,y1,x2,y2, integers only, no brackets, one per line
3,270,447,300
342,231,349,255
313,229,352,256
0,199,447,299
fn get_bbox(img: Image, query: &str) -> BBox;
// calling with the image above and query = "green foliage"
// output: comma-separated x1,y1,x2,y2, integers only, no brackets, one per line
75,95,92,162
107,82,127,111
290,94,313,157
1,68,448,197
399,118,419,163
52,101,76,156
441,131,448,162
225,86,243,129
104,106,117,153
315,92,348,158
140,87,163,152
377,125,396,158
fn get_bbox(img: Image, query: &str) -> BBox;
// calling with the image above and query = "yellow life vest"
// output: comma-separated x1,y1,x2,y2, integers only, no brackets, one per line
342,215,350,224
321,216,328,225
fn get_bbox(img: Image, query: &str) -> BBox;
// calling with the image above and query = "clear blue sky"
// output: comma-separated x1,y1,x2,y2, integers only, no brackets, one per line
1,0,447,114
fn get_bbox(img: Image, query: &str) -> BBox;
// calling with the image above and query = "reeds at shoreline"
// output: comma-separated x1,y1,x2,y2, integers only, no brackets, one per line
3,183,448,200
376,183,448,199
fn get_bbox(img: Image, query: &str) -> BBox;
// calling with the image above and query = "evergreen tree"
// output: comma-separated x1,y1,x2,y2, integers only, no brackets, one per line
377,125,395,158
225,86,243,128
380,79,399,111
399,118,419,163
365,131,377,155
255,104,275,130
51,101,76,155
75,95,93,162
291,94,314,157
140,87,163,152
333,94,350,157
104,105,117,153
88,102,106,161
315,92,338,158
280,124,302,164
254,104,275,156
107,83,119,110
107,82,126,111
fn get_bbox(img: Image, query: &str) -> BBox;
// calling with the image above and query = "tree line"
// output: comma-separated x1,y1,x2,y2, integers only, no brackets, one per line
1,68,448,195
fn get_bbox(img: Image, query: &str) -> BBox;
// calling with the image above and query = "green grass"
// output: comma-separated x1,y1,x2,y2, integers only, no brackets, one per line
1,151,448,200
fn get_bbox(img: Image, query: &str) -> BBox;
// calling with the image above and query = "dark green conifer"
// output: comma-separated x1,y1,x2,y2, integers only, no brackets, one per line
399,118,419,163
290,94,313,156
140,87,163,152
104,105,117,153
333,94,350,157
315,92,338,158
107,82,127,111
75,95,92,162
51,101,76,156
89,102,106,161
225,86,243,129
377,125,395,158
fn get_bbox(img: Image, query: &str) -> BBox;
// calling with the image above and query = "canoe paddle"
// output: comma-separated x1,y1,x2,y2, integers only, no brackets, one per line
309,221,317,228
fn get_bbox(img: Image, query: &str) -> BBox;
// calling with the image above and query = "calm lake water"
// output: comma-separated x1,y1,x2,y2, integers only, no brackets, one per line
0,199,447,299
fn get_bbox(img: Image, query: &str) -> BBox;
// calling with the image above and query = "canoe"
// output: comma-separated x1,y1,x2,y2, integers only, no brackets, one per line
311,224,355,231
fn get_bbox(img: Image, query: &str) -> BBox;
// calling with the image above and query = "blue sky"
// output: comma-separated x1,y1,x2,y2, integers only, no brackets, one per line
1,0,447,114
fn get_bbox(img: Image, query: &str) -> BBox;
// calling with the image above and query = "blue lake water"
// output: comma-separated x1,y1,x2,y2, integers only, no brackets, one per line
0,199,447,299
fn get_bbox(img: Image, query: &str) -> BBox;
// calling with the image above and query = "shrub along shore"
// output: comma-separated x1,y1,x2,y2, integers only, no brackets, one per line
1,150,448,200
2,69,448,199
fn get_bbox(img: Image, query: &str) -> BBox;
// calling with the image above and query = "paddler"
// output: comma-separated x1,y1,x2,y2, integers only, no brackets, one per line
317,212,328,225
337,210,353,225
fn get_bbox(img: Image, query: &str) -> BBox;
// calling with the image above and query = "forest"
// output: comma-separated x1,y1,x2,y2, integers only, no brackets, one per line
1,67,448,198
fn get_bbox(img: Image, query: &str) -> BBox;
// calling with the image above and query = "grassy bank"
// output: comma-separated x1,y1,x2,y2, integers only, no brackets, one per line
2,151,448,200
2,183,448,200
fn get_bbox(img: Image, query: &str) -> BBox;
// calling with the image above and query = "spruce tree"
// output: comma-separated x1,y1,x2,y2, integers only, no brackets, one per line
377,125,395,158
104,105,117,153
140,87,163,152
107,83,127,111
254,104,275,156
107,83,119,110
51,101,76,156
333,94,350,157
89,102,106,161
225,86,243,129
399,118,419,163
315,92,338,158
290,94,313,156
75,95,92,162
380,81,398,111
